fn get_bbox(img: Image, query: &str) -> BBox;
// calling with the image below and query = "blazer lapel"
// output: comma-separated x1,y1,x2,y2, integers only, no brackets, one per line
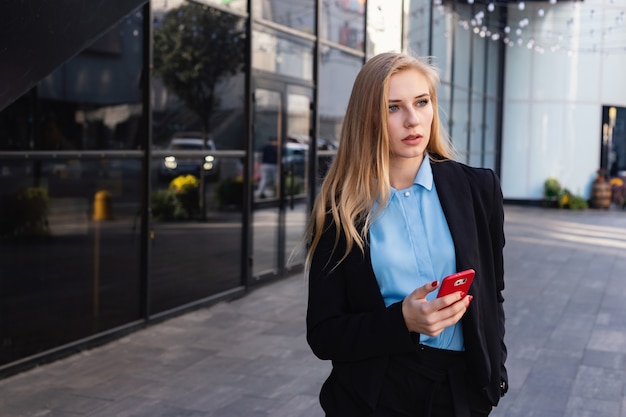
431,160,481,278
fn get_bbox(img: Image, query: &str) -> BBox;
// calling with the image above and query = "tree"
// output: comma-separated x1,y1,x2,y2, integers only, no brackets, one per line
153,2,246,138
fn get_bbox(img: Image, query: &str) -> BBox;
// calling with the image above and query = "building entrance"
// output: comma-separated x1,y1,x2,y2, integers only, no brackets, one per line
251,80,313,281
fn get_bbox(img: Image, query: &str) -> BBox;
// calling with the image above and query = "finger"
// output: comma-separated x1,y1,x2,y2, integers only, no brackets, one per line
420,295,474,336
407,280,439,301
437,290,470,307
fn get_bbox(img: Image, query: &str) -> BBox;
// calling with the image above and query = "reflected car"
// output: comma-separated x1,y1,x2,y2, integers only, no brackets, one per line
158,133,218,181
283,142,308,177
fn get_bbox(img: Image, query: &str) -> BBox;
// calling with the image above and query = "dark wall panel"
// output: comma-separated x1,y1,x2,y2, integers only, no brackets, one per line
0,0,147,112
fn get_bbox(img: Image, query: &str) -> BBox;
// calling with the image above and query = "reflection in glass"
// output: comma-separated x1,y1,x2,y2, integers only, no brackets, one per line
174,0,247,13
285,92,310,199
0,6,145,367
149,1,247,314
319,48,361,146
284,91,310,269
252,25,314,81
320,0,364,48
430,6,453,82
451,88,469,162
253,0,315,34
252,89,281,276
602,106,626,177
149,154,243,314
0,13,144,152
152,2,246,151
405,0,431,56
0,157,142,366
366,0,401,56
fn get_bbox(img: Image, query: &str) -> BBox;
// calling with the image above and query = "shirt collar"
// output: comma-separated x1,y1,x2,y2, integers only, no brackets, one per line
414,155,433,191
385,155,433,203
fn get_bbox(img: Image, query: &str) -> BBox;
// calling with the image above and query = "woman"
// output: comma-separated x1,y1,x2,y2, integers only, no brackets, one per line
305,52,507,417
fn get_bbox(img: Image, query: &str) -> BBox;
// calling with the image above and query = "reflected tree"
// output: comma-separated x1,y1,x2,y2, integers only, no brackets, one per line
153,2,246,137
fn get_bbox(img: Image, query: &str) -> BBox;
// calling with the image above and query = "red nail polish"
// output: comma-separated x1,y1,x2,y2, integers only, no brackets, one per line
468,295,474,302
460,292,466,298
431,281,438,288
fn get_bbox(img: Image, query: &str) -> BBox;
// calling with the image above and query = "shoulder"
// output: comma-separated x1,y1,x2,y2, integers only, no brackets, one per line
431,158,502,211
431,157,499,188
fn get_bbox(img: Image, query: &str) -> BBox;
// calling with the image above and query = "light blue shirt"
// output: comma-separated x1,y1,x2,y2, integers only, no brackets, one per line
370,157,464,350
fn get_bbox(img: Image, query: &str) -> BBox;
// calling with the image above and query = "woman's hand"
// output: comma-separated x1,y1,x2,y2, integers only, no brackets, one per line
401,280,472,336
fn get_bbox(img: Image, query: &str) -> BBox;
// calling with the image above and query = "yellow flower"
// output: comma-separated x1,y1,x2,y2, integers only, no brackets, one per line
610,177,624,187
169,175,199,192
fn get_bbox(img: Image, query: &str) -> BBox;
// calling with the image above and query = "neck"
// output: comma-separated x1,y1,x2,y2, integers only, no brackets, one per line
389,154,424,189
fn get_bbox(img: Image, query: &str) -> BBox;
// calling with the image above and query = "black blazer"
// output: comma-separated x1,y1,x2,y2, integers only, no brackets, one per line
306,159,507,416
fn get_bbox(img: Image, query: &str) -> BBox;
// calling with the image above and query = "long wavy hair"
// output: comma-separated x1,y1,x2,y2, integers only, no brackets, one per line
304,52,454,271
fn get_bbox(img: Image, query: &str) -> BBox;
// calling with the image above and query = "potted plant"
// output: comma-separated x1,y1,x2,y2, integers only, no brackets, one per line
543,177,561,208
151,175,200,221
0,186,50,239
216,176,244,209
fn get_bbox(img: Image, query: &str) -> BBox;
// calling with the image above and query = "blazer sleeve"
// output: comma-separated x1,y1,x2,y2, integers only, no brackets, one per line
306,221,418,362
488,170,508,386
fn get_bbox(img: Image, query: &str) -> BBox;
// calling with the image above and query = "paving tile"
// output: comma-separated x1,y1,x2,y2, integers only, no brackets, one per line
566,396,622,417
570,365,624,401
582,349,626,371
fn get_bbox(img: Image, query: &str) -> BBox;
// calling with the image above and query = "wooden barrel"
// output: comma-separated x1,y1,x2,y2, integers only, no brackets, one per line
591,181,612,209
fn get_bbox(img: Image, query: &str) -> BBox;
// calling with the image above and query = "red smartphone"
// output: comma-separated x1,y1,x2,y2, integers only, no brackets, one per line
437,269,475,298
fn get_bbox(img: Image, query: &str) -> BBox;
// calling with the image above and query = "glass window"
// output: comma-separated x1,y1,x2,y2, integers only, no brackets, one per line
0,12,144,152
484,98,498,156
453,10,471,91
431,4,453,82
450,87,469,162
603,105,626,177
0,9,145,367
152,1,247,151
149,153,244,314
253,0,315,34
405,0,431,56
437,83,452,136
318,48,361,184
469,33,487,168
469,90,485,167
0,155,142,366
150,1,246,315
486,38,500,99
319,48,361,145
366,0,402,56
472,33,486,95
252,25,314,81
188,0,247,13
320,0,364,49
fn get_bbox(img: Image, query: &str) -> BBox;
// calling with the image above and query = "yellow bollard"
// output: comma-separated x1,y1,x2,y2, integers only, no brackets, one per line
93,190,113,220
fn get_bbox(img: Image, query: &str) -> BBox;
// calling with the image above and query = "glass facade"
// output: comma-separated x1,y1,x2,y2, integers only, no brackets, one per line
0,0,504,374
0,9,146,367
406,0,503,171
150,0,247,314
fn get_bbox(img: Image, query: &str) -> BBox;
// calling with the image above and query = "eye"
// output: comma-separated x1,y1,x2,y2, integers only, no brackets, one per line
389,105,399,113
416,98,429,107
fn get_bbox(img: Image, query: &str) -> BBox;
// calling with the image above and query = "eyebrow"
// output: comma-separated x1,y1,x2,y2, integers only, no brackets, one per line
388,93,430,103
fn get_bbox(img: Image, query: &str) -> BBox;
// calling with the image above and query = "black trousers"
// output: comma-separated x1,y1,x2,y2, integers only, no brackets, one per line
374,345,491,417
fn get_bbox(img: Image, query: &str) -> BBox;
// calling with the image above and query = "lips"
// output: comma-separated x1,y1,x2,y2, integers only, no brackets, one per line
402,134,422,143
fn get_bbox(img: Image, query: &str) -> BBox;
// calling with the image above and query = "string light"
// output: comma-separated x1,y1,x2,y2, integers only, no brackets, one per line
454,0,626,56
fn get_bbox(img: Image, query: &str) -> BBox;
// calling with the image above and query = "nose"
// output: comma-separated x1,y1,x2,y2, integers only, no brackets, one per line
405,107,419,128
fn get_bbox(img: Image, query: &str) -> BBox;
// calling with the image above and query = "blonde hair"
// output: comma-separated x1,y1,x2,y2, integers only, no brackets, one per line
304,52,454,271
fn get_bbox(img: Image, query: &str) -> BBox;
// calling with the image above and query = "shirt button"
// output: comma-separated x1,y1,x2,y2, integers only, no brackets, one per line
404,191,410,197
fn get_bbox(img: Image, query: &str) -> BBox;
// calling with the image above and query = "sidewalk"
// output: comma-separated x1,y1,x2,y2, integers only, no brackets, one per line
1,205,626,417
